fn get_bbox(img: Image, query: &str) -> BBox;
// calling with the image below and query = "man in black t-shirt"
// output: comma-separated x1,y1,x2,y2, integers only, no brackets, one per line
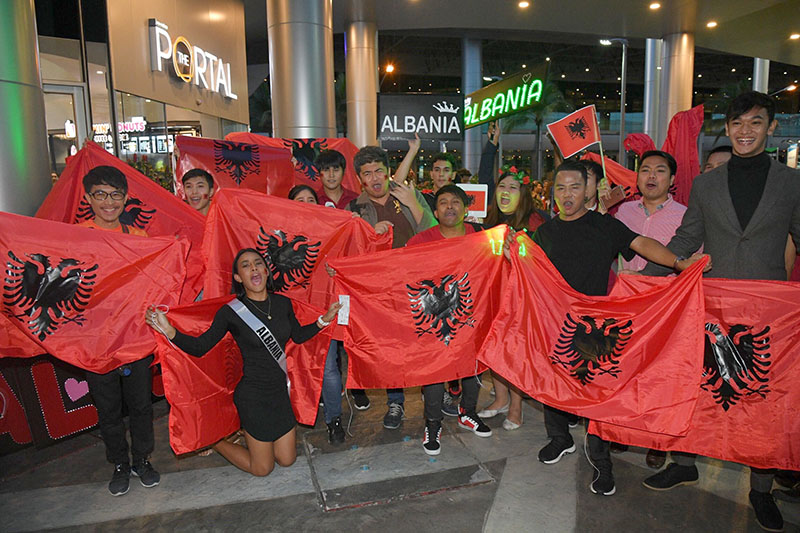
529,160,708,497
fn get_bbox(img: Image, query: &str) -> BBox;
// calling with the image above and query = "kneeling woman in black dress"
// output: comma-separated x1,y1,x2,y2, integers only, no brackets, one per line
146,248,341,476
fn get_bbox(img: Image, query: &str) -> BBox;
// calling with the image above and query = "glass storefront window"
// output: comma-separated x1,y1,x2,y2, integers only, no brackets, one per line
115,92,172,190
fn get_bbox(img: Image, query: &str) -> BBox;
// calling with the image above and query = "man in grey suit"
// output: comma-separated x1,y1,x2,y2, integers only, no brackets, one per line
640,91,800,532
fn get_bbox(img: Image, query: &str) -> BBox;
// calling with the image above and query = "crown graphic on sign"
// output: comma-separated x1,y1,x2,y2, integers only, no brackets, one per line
432,101,459,114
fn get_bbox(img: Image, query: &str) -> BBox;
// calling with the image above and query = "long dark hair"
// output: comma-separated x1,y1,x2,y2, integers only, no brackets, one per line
484,170,537,231
231,247,276,297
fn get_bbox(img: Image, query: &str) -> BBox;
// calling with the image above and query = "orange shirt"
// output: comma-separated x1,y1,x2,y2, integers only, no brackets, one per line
77,219,148,237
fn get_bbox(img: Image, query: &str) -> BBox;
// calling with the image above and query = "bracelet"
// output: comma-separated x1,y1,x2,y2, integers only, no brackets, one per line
317,315,331,328
673,255,686,269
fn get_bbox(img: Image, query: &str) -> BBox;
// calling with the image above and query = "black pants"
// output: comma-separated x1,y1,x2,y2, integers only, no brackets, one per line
422,375,479,421
544,404,610,468
86,355,154,465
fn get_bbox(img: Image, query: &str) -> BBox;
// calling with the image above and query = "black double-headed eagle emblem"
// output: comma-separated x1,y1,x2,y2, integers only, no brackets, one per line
256,227,320,292
407,273,475,346
213,140,260,185
283,138,329,182
565,116,590,140
3,251,98,340
551,314,633,385
75,196,155,229
702,322,771,411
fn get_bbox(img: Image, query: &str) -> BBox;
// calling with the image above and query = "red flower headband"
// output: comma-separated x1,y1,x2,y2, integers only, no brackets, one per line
502,165,531,186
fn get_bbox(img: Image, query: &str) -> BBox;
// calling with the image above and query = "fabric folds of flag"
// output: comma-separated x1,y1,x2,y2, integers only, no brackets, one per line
225,132,362,194
581,152,638,194
154,295,331,454
331,226,509,389
477,233,707,436
201,188,392,309
36,141,205,302
661,104,704,205
1,212,188,374
174,135,295,198
592,275,800,470
546,105,602,159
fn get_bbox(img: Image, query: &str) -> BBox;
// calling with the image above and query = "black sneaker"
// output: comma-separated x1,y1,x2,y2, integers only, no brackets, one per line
458,411,492,437
590,463,616,496
441,390,460,417
132,459,160,488
109,463,131,496
327,416,345,444
423,419,442,455
642,463,699,491
749,490,784,532
352,391,371,411
538,439,576,464
383,402,404,429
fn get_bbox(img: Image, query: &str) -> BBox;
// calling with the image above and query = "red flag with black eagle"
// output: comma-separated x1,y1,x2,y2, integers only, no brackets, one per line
174,135,295,198
330,226,509,389
476,233,707,436
35,141,205,302
592,275,800,470
0,212,188,374
201,188,392,309
546,105,602,159
225,132,362,194
154,295,331,454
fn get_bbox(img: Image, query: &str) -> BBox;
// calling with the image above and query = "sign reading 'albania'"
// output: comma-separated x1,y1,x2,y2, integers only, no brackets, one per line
464,64,547,129
378,94,463,143
148,18,238,100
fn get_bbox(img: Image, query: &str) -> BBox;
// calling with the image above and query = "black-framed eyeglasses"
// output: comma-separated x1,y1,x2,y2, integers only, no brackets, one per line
89,190,126,201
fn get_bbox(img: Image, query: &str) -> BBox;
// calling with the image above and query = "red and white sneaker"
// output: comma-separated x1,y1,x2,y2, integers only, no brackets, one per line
458,411,492,437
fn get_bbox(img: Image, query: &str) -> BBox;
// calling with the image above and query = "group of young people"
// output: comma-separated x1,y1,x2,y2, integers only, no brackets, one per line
77,91,798,532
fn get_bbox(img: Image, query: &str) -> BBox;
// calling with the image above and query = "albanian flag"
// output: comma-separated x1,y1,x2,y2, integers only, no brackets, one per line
661,105,704,205
0,212,188,374
477,233,707,436
225,132,362,194
592,275,800,470
36,141,205,302
154,295,331,454
547,105,601,159
201,188,392,309
581,152,638,195
331,226,509,389
174,135,295,198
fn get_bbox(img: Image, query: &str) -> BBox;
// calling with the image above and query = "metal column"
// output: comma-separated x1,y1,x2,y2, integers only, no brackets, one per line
643,38,662,145
658,33,694,147
0,0,53,215
753,58,769,93
266,0,336,138
462,38,482,174
344,0,377,148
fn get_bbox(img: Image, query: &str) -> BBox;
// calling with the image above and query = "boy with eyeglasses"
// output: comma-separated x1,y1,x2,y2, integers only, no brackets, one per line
77,166,160,496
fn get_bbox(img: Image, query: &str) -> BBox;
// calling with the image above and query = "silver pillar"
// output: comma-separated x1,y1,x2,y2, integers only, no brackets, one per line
0,0,52,215
643,38,662,145
753,58,769,93
345,0,377,148
658,33,694,147
618,40,628,166
462,38,482,174
266,0,336,138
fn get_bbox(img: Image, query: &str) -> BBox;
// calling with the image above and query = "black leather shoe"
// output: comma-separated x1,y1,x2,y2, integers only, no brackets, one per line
749,490,784,532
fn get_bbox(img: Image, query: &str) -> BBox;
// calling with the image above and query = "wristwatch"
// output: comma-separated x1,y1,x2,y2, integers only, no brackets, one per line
673,255,686,269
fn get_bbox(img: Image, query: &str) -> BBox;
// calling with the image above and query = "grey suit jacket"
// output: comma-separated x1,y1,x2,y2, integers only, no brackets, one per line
642,159,800,280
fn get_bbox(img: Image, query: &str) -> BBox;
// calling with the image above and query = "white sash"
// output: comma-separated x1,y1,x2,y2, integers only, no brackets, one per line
227,298,290,393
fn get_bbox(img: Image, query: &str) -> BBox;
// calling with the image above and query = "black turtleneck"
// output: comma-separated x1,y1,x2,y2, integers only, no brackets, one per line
727,151,770,231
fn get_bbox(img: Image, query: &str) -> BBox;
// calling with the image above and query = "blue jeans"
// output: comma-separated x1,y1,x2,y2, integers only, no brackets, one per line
387,388,404,405
321,340,343,423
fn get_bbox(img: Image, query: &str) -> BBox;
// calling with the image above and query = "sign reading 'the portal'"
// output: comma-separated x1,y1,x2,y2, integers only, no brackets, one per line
379,94,463,143
148,19,238,100
464,65,547,129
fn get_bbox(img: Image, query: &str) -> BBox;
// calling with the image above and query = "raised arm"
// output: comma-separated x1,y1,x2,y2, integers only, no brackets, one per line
394,134,421,185
147,305,230,357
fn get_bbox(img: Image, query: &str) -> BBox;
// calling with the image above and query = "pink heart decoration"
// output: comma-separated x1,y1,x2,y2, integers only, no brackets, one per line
64,378,90,402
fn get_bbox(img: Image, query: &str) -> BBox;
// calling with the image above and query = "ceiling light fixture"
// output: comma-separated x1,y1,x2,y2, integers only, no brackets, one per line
518,1,530,8
790,33,800,40
706,21,718,28
649,2,661,9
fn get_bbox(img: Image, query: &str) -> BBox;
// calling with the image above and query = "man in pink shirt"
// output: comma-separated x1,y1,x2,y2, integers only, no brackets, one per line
615,151,688,273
